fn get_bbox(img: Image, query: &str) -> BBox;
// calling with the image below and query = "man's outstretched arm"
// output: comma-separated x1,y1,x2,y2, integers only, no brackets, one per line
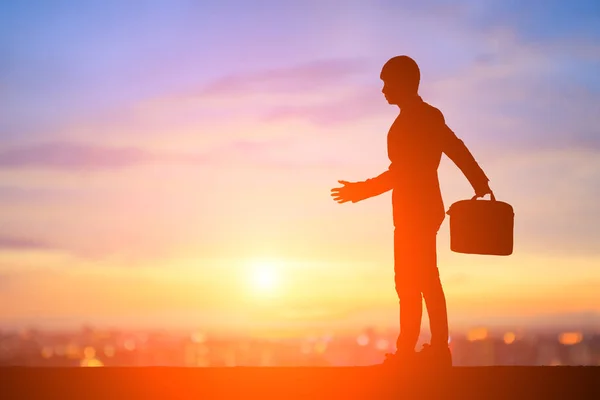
363,167,395,198
434,111,491,197
331,168,394,204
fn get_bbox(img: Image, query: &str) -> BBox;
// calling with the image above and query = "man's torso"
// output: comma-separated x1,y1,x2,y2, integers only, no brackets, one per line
387,97,446,228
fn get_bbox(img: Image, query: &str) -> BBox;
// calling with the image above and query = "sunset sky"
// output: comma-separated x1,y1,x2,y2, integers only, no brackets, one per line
1,0,599,333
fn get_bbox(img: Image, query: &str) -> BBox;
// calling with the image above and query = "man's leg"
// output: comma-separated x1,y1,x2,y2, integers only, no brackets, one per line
394,227,424,353
420,229,449,348
417,223,452,367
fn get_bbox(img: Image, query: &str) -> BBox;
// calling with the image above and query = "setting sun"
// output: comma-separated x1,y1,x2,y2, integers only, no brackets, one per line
249,260,281,294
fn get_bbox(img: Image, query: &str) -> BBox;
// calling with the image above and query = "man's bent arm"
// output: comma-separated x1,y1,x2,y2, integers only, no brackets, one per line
436,115,490,196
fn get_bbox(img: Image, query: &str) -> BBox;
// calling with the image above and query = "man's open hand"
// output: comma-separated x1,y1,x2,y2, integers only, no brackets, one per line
330,180,369,204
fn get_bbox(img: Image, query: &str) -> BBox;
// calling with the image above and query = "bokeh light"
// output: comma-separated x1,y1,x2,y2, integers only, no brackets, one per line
559,332,583,346
504,332,516,345
467,328,489,342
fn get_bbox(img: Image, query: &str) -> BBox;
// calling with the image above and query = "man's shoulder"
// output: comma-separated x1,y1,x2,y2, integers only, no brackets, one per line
419,101,445,122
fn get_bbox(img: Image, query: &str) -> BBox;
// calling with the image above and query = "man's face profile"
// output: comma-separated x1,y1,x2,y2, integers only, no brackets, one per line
381,76,408,106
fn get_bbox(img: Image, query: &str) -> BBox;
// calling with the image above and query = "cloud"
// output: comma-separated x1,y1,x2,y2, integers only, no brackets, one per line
0,185,72,203
0,235,54,250
18,58,380,161
195,57,369,98
0,137,348,172
132,57,373,121
261,85,389,126
0,141,160,170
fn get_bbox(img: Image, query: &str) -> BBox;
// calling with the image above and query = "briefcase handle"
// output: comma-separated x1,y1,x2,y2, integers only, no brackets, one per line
471,191,496,201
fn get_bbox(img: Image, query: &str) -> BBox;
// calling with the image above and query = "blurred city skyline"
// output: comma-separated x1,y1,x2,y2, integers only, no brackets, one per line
2,309,600,336
2,324,598,367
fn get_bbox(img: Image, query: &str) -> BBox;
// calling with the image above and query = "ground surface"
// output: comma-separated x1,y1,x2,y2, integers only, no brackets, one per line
2,366,600,399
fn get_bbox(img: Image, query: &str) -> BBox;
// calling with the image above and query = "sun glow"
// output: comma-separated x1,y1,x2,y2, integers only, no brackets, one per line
248,259,282,294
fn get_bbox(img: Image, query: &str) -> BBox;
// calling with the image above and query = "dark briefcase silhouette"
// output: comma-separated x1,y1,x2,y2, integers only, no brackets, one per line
446,192,514,255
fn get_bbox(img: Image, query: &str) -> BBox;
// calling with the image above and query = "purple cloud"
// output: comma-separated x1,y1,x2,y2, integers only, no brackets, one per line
186,57,369,98
0,185,71,203
262,86,388,126
0,138,345,171
0,235,54,250
0,141,159,170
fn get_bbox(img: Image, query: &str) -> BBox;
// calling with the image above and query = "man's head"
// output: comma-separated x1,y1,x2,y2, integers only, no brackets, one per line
380,55,420,107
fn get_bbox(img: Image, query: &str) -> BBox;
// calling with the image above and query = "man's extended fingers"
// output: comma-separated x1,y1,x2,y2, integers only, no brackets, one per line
331,181,351,203
332,194,350,203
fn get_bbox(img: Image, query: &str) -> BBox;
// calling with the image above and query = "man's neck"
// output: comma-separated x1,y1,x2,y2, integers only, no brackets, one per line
398,94,422,111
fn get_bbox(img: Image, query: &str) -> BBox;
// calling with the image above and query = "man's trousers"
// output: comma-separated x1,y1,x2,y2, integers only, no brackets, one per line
394,221,449,351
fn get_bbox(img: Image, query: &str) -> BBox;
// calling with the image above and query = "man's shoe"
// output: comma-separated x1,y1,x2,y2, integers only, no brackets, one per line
377,350,417,367
416,343,452,368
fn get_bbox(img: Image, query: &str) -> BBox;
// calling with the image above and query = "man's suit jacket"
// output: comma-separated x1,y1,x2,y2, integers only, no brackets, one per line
363,96,490,229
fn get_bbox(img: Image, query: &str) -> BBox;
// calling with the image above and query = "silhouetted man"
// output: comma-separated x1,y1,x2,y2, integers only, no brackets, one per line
331,56,492,368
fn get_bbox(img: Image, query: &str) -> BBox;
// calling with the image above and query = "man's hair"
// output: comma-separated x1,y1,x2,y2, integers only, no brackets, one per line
381,55,421,91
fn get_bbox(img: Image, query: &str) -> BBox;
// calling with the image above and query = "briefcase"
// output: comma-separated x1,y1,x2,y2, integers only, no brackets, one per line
446,192,514,255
